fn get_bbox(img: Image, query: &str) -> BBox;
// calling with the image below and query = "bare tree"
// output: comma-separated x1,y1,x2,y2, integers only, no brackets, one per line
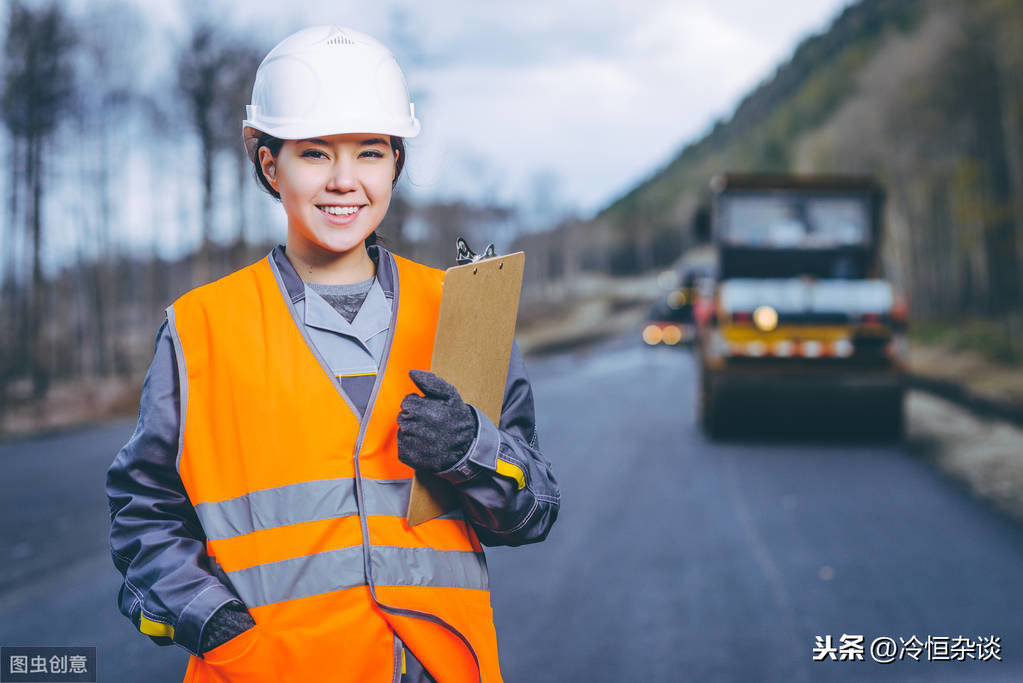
177,21,229,281
216,41,264,261
2,0,78,398
73,2,149,379
178,21,270,278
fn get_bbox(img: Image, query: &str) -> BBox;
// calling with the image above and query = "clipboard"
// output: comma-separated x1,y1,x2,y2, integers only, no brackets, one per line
406,247,526,526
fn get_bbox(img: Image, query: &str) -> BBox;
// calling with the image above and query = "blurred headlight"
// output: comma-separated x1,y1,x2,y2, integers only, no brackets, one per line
667,290,687,309
802,340,822,358
774,340,794,357
833,338,854,358
658,271,678,290
753,305,778,331
643,325,663,345
886,336,907,360
662,325,683,345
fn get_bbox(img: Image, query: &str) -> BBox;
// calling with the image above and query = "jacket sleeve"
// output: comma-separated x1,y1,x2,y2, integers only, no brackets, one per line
435,340,560,546
106,319,244,655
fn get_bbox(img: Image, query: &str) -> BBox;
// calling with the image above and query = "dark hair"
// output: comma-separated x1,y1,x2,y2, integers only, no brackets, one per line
251,133,407,247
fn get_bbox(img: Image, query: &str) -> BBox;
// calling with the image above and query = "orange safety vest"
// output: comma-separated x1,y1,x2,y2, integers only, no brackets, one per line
168,251,502,683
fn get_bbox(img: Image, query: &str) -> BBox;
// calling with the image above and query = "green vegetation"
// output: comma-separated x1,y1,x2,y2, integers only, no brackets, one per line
910,317,1023,366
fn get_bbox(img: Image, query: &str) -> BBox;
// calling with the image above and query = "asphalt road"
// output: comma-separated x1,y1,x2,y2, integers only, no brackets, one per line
2,337,1023,682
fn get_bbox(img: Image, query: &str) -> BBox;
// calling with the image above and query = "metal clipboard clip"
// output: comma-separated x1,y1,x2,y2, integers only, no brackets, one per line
455,237,497,265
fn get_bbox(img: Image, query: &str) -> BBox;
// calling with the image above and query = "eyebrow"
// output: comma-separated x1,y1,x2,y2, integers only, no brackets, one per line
301,137,389,146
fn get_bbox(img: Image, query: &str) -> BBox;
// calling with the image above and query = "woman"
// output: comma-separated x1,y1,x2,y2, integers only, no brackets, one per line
107,26,559,683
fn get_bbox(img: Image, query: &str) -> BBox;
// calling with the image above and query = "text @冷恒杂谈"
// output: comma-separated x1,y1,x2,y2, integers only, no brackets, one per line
813,635,1001,663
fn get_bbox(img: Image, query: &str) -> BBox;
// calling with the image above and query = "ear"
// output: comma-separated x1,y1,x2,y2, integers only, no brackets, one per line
258,147,279,190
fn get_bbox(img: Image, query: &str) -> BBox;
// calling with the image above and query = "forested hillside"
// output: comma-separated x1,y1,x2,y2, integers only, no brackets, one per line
598,0,1023,325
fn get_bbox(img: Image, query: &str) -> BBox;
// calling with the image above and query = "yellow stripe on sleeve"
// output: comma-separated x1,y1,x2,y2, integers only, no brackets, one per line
495,458,526,490
139,614,175,639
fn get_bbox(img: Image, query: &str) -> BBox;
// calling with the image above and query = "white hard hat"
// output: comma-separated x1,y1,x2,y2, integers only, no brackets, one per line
242,26,420,158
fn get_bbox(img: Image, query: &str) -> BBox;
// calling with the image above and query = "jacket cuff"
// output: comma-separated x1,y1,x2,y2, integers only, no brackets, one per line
174,582,243,656
435,405,500,484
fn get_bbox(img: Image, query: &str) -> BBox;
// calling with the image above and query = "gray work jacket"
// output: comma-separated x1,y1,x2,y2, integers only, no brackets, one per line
105,244,560,657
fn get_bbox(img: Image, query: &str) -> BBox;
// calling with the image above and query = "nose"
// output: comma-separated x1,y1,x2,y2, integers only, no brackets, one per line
326,156,358,193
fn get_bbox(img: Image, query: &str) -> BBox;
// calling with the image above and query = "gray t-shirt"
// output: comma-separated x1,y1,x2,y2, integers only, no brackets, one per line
305,276,383,418
307,277,375,323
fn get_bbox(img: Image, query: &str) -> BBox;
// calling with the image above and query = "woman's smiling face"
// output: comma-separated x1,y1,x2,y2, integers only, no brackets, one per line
260,133,396,257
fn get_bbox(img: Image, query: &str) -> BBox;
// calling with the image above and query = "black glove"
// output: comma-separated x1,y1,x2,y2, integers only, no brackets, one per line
200,601,256,654
397,369,478,473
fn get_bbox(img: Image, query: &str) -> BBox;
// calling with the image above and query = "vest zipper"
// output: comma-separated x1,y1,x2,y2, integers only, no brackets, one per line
350,253,483,683
270,248,483,682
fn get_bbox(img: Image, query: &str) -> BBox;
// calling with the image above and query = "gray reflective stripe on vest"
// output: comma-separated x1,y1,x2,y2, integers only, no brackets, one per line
195,478,464,540
228,545,488,608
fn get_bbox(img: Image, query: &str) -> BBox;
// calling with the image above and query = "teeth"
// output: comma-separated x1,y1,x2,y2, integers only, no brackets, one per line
320,205,359,216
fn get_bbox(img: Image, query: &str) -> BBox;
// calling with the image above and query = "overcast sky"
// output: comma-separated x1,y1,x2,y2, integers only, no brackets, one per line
146,0,855,217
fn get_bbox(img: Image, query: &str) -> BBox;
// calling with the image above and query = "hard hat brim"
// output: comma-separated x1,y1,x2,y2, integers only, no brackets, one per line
242,118,420,159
